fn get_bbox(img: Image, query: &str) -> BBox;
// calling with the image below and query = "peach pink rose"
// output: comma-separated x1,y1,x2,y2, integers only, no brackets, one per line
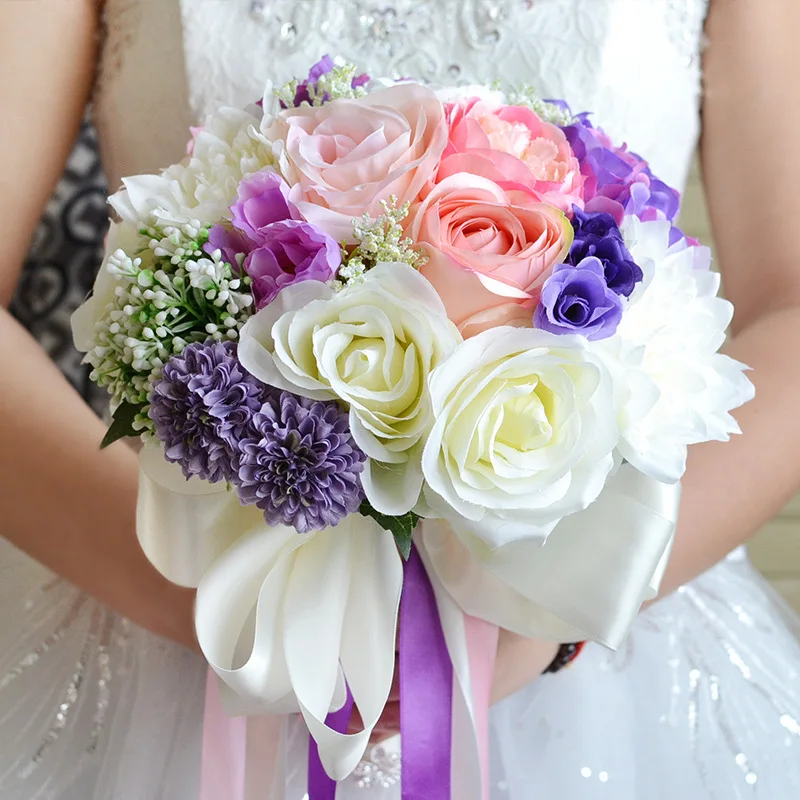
438,98,585,213
264,83,448,241
411,173,573,338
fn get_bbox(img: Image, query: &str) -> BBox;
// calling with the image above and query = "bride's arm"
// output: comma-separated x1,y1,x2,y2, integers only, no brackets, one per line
658,0,800,595
0,1,196,647
488,0,800,705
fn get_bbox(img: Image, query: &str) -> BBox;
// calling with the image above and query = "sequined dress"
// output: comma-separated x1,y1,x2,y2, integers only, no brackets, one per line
3,1,800,798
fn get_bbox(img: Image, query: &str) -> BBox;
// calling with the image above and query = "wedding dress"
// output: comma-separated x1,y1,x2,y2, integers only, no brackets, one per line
3,1,800,798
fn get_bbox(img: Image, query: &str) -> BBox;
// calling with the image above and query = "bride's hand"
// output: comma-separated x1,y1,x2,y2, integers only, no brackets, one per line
356,631,559,742
490,629,559,705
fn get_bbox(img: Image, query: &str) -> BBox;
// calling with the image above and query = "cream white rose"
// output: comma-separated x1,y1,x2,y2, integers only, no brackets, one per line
238,262,462,515
421,327,618,547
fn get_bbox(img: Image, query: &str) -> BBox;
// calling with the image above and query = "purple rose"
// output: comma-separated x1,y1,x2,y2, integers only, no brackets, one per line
290,55,371,107
568,206,643,297
245,219,341,308
534,257,623,341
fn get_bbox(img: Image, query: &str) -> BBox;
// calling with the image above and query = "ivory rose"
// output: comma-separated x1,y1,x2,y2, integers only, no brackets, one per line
237,262,461,516
264,83,448,241
438,98,585,213
412,173,572,337
421,327,618,547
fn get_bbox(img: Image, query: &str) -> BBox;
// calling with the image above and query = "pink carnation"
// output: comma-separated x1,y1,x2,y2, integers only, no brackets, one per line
437,98,585,213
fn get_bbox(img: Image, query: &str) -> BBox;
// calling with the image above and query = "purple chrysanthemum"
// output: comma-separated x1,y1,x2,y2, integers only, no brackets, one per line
236,393,366,533
150,341,265,483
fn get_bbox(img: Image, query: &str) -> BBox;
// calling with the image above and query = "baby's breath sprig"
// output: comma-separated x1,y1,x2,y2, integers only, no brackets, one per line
276,62,368,109
507,85,576,126
274,79,301,110
332,197,427,290
313,64,368,104
86,214,254,438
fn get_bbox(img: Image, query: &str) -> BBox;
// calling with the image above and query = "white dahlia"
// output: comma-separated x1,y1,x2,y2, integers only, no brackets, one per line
600,218,754,483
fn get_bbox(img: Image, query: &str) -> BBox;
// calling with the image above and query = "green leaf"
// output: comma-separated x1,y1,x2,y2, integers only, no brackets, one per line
100,402,142,450
359,501,421,561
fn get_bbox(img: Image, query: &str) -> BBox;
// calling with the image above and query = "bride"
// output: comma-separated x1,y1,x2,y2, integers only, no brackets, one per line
2,0,800,797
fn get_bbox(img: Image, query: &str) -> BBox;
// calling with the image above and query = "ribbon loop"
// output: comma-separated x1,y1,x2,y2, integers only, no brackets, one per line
421,464,681,648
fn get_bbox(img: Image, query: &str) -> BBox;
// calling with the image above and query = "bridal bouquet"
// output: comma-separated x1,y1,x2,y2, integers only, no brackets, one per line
72,57,753,799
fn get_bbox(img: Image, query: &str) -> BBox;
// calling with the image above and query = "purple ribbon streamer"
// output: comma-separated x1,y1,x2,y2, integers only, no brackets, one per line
306,545,453,799
307,687,355,800
400,545,453,800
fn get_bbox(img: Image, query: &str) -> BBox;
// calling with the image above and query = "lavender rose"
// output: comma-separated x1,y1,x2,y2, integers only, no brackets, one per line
534,257,623,341
229,169,300,240
206,169,342,306
236,392,366,533
206,170,301,268
568,206,642,297
245,220,342,308
149,341,265,483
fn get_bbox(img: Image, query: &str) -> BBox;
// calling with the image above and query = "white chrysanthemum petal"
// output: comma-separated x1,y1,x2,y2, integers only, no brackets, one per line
108,105,272,231
600,218,755,483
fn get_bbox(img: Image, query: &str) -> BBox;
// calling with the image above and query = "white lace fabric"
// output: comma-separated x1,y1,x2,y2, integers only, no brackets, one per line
4,1,800,798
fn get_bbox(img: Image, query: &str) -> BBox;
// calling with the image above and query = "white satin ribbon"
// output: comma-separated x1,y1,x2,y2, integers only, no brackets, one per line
137,443,404,782
420,464,681,648
137,444,261,587
138,444,679,796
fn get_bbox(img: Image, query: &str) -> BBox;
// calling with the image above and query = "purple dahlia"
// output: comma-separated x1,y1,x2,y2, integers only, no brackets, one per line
236,392,366,533
149,341,265,483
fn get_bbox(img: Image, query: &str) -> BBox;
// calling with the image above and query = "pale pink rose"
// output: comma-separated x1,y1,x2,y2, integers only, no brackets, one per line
411,173,573,337
438,98,584,213
265,83,448,241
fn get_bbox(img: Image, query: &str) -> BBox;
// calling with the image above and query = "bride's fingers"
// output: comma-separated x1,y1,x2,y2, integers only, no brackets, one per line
346,700,401,736
388,660,400,701
347,707,364,735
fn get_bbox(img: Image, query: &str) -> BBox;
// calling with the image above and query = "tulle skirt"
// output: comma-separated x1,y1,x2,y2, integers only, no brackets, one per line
2,540,800,800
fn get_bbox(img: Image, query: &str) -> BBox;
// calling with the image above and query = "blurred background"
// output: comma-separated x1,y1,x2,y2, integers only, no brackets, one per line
13,126,800,611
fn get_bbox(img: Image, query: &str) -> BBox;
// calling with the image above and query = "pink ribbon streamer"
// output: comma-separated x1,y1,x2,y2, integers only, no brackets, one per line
200,670,248,800
463,615,499,800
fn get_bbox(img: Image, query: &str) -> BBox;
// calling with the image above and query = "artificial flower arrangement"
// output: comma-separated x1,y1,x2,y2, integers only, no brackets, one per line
72,57,753,799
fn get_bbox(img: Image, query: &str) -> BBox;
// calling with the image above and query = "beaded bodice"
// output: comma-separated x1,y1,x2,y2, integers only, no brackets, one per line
94,0,709,194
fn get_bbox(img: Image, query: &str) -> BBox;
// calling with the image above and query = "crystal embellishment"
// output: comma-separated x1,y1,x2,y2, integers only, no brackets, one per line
352,744,402,789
